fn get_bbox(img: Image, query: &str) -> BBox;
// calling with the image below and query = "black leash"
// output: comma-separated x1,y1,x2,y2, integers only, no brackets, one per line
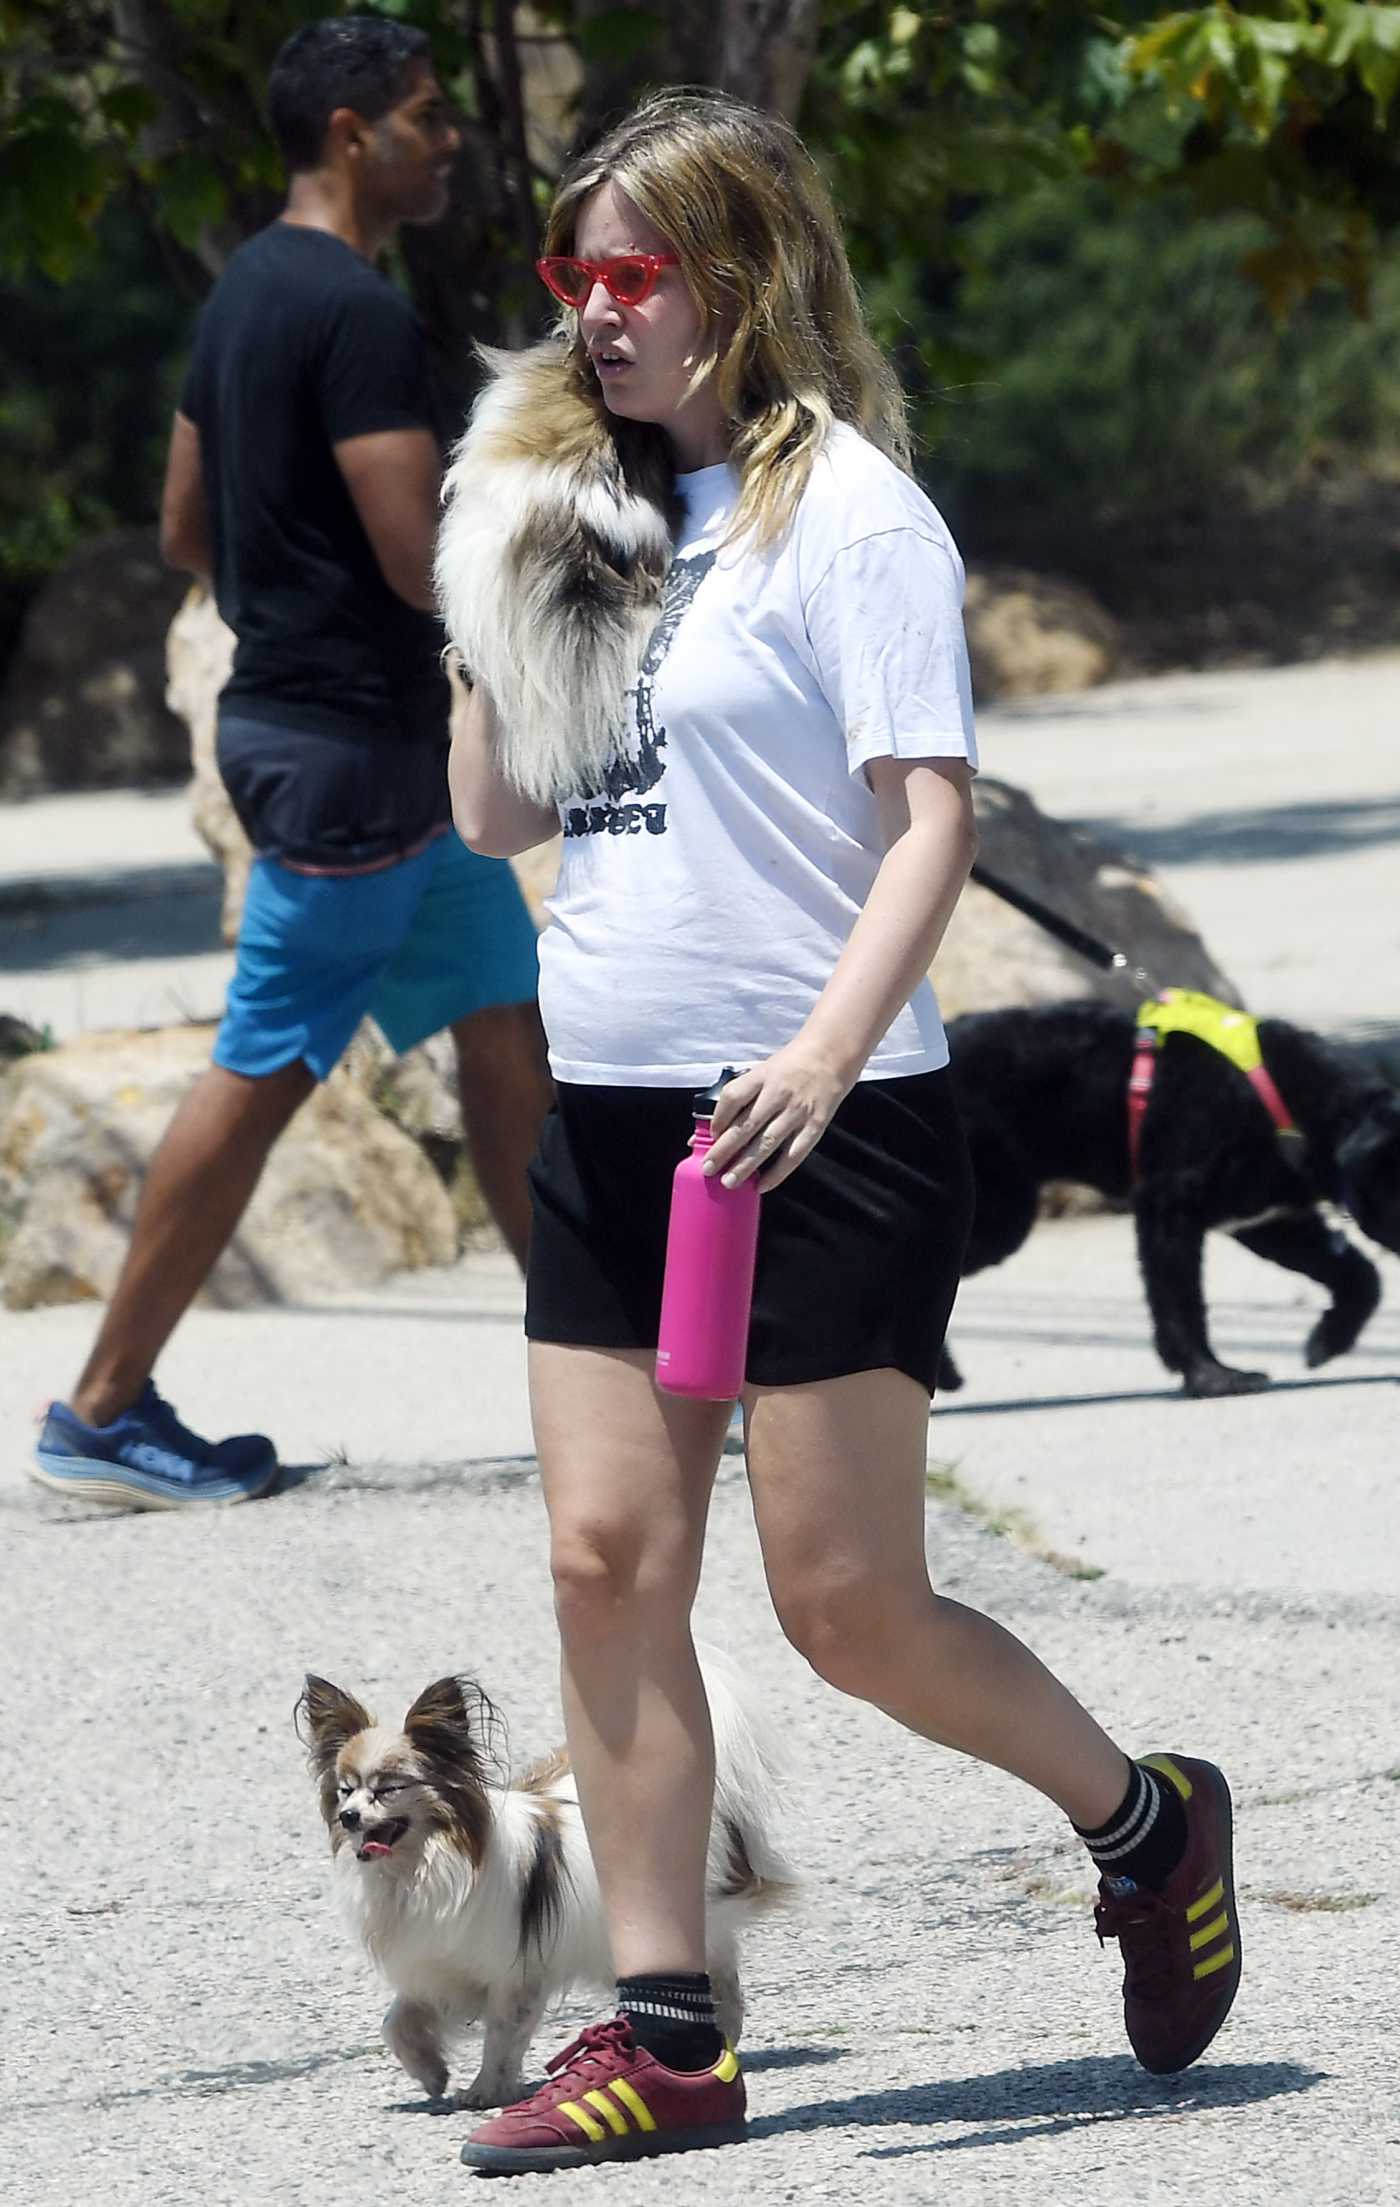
969,862,1316,1173
969,861,1157,994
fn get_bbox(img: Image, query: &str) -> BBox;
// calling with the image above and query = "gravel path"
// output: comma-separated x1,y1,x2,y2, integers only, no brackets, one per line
5,1220,1397,2207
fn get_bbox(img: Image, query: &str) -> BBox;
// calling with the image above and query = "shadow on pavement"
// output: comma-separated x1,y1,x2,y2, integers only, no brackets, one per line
6,1457,545,1519
0,866,224,974
751,2053,1325,2151
8,2041,384,2118
936,1373,1397,1417
744,2045,847,2075
1076,795,1400,869
380,2045,847,2119
274,1455,539,1498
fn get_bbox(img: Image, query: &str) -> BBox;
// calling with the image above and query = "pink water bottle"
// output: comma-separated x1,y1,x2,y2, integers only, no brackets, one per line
655,1070,760,1400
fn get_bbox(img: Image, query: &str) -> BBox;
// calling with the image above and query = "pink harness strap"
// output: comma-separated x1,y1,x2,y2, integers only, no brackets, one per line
1128,1035,1298,1183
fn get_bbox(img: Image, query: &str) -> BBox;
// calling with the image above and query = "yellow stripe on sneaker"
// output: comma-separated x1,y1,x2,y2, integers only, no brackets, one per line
712,2047,740,2084
1189,1911,1229,1952
608,2079,657,2132
557,2101,607,2142
1143,1753,1193,1802
1195,1943,1236,1980
1186,1878,1225,1923
582,2089,630,2136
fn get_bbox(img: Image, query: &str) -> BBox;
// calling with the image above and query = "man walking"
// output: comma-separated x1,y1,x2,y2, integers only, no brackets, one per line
31,17,549,1509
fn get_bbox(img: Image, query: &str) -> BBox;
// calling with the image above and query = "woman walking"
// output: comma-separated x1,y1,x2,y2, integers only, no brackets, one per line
438,89,1240,2175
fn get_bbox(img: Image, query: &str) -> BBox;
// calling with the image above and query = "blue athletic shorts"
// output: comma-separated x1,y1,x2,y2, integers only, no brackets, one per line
214,829,540,1081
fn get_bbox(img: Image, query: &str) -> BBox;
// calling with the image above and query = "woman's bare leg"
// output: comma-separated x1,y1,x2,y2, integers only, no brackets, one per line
743,1366,1131,1828
530,1342,731,1973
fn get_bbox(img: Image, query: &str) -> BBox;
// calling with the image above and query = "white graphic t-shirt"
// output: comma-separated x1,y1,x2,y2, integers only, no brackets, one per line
537,422,979,1085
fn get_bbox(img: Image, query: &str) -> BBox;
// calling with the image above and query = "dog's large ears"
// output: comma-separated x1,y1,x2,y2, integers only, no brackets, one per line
402,1676,505,1865
403,1675,504,1775
405,1676,510,1793
295,1676,374,1824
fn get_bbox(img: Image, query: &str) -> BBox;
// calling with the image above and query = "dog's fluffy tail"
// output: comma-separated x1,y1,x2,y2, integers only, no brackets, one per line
698,1643,799,1905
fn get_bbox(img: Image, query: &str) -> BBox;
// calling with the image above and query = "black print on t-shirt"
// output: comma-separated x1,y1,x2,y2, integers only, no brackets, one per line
562,551,715,840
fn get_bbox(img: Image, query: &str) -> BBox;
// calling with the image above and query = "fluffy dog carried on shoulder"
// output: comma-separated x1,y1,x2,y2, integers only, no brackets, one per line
296,1653,794,2109
434,337,682,808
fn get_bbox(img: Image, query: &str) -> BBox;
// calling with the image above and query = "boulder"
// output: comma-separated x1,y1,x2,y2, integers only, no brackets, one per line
340,1023,498,1247
0,1025,458,1313
0,1015,49,1066
931,777,1239,1020
963,565,1120,701
0,529,191,797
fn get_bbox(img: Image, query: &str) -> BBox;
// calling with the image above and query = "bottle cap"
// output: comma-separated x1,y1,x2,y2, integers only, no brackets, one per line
693,1066,742,1120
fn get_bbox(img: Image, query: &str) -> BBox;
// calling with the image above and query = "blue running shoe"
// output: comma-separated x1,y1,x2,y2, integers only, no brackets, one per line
31,1381,279,1510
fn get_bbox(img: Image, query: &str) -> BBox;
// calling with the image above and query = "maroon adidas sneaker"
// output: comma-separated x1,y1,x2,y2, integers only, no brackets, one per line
1094,1753,1242,2075
460,2015,747,2174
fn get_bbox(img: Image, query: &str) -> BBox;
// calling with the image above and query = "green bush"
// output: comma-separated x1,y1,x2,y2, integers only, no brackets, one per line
923,179,1400,520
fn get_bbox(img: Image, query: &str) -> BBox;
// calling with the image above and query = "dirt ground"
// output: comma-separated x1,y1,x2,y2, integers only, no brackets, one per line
963,472,1400,676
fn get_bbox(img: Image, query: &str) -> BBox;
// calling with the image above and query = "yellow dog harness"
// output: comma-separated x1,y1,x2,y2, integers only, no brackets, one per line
1128,989,1300,1180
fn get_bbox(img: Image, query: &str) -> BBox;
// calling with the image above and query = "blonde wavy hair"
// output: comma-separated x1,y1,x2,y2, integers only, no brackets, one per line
543,89,910,548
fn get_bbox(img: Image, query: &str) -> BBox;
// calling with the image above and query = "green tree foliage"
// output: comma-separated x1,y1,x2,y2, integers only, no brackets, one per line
806,1,1400,342
4,2,1400,611
7,6,1400,302
929,177,1400,522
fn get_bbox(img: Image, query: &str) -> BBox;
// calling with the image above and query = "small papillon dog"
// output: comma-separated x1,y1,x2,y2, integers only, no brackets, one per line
296,1653,796,2108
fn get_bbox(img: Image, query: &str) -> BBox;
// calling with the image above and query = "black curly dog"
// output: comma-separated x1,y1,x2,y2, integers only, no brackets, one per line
944,1000,1400,1398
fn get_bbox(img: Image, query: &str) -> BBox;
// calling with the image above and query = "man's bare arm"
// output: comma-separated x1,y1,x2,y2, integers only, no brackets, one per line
334,427,442,612
159,412,213,580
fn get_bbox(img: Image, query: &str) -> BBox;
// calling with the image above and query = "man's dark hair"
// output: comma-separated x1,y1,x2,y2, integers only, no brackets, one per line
266,16,432,174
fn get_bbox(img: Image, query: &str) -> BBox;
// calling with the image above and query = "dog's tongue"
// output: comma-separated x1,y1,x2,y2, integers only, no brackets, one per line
360,1839,393,1859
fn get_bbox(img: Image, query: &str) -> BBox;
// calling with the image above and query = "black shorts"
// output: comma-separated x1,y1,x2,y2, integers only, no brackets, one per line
525,1070,973,1394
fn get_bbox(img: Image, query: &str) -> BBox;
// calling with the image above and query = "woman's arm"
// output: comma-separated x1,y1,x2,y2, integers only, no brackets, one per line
707,755,976,1189
448,672,561,858
802,754,976,1081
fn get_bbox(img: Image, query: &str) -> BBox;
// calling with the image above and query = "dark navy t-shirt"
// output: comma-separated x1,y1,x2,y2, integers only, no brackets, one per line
180,222,451,868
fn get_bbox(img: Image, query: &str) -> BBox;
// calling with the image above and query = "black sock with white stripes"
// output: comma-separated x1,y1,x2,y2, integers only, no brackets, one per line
616,1972,724,2071
1074,1760,1188,1890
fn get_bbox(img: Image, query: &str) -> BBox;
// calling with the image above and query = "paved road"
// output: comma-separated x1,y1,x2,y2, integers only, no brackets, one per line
5,1226,1397,2206
4,651,1399,2203
4,652,1399,1047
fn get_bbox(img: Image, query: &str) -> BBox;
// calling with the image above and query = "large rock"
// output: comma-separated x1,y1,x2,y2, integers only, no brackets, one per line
0,1026,458,1312
0,1015,49,1066
340,1023,498,1247
963,565,1120,701
932,777,1239,1020
0,530,191,798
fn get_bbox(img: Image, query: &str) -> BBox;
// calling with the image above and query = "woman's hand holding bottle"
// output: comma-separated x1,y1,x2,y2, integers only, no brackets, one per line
703,1041,853,1193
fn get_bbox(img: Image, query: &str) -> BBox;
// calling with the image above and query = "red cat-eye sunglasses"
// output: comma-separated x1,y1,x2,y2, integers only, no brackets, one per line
536,253,680,309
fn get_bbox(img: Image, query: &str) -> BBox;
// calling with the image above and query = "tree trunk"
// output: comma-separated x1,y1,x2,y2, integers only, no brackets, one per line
109,0,275,281
571,0,823,159
712,0,823,121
